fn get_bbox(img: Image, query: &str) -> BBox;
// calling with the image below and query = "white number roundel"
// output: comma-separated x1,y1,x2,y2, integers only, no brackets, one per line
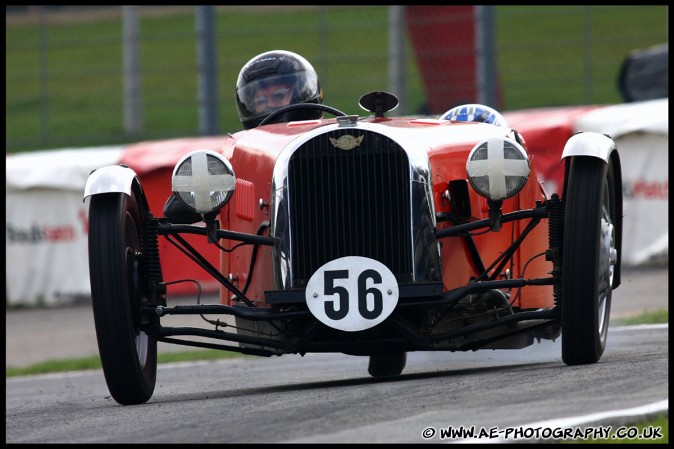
305,256,399,332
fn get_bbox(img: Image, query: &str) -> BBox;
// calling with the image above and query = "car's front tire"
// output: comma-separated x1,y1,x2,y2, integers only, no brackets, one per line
561,156,618,365
89,191,157,405
368,352,407,377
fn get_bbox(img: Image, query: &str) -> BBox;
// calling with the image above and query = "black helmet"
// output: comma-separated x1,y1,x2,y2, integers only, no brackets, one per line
235,50,324,129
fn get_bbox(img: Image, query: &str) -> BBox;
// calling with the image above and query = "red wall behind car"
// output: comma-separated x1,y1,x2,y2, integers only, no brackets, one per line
120,136,230,296
503,105,601,195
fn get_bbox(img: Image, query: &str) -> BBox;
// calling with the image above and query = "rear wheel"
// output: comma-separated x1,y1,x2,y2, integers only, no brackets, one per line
89,191,157,405
368,352,407,377
561,157,617,365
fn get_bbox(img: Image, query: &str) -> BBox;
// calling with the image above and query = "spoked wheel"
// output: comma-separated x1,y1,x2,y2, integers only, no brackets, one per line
561,157,618,365
368,352,407,377
88,191,157,405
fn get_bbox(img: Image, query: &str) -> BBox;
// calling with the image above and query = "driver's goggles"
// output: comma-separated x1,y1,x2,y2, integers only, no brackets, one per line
252,88,291,108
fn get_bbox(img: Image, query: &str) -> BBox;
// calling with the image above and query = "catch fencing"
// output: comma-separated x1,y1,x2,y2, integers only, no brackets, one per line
5,5,668,152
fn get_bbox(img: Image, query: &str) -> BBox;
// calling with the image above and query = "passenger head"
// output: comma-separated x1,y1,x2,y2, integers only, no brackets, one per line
440,104,509,127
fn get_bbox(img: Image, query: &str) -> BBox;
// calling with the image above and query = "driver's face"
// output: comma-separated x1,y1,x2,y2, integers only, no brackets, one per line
252,84,293,113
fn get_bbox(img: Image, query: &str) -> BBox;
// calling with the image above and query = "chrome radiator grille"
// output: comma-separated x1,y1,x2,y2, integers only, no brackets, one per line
288,129,412,287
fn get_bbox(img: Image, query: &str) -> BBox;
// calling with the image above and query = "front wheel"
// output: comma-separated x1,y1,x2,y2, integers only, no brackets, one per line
89,191,157,405
561,157,618,365
368,352,407,377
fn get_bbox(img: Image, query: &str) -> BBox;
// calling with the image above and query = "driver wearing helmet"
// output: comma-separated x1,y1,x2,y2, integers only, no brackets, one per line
235,50,324,129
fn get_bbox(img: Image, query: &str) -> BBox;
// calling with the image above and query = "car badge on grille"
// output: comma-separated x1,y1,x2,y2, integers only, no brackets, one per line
329,135,364,151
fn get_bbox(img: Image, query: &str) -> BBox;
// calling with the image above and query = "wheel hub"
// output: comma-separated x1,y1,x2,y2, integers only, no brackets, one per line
599,211,616,288
598,208,616,336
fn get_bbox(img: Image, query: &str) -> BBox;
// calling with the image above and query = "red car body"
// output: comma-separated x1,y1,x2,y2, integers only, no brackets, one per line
219,117,552,310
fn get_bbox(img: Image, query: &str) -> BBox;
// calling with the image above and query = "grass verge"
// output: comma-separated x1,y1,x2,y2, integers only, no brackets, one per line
6,348,244,378
562,415,667,444
611,309,668,326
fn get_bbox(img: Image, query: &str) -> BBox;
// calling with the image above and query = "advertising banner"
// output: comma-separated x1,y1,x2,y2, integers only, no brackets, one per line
6,147,124,306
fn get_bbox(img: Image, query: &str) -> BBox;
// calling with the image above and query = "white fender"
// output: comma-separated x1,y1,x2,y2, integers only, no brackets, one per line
561,131,616,163
83,164,139,200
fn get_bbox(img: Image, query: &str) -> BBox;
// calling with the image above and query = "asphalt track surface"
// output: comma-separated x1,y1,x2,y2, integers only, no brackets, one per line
5,322,668,443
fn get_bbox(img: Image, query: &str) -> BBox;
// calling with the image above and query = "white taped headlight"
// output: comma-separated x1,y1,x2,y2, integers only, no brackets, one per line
466,137,530,201
172,150,236,214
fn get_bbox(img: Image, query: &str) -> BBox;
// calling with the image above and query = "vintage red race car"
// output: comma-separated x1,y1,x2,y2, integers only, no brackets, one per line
84,92,623,405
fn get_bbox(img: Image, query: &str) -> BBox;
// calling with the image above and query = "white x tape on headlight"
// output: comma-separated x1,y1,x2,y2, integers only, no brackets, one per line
172,150,236,214
466,137,530,201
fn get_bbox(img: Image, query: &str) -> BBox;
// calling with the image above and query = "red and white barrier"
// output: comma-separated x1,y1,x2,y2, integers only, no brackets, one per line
6,146,125,306
573,99,668,266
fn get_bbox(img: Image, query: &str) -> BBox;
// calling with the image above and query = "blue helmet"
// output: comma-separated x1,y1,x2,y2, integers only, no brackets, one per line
440,104,508,127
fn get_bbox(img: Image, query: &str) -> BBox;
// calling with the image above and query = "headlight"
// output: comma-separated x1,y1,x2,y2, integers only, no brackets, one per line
172,150,236,214
466,137,530,201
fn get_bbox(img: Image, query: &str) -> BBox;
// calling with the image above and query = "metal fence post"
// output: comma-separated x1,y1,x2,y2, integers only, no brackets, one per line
389,5,407,116
123,6,143,136
38,6,49,142
196,6,219,135
475,5,497,107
